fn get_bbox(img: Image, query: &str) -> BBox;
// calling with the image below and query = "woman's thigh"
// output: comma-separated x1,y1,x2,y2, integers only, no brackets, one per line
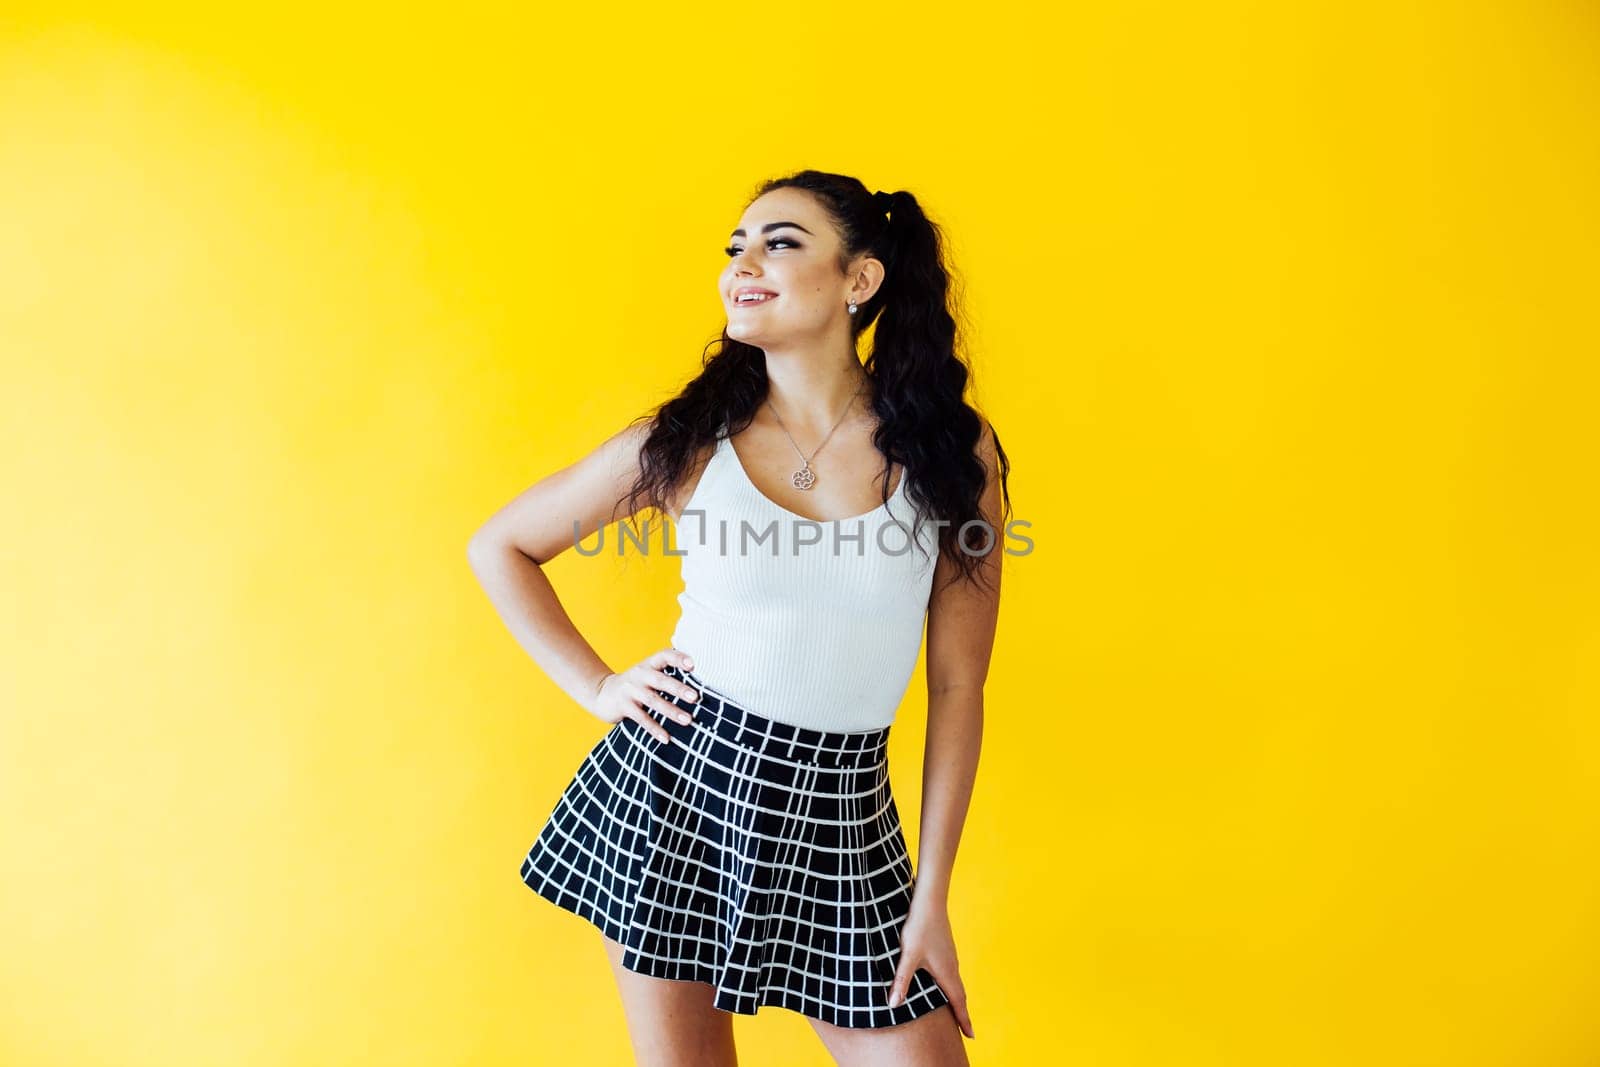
806,1003,969,1067
600,933,739,1067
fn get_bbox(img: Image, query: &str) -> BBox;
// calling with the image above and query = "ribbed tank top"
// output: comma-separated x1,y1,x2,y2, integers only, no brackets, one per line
668,429,941,733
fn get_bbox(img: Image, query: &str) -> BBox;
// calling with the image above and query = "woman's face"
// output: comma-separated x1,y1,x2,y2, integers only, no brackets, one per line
721,188,875,348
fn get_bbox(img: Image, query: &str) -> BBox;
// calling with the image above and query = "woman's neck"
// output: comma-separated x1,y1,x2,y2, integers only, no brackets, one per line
762,355,870,436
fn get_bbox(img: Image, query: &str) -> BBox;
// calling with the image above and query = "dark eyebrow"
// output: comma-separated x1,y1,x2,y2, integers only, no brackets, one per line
729,221,814,238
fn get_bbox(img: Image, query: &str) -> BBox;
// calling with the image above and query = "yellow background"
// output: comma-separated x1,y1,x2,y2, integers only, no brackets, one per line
3,5,1596,1065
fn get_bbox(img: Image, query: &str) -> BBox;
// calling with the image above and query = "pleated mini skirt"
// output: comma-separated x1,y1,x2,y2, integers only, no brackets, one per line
518,663,952,1030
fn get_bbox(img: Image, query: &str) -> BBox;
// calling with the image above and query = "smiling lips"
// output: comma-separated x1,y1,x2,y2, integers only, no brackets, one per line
733,287,777,306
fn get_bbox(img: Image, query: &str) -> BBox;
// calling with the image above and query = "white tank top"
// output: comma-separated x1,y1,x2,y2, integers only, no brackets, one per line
668,428,940,732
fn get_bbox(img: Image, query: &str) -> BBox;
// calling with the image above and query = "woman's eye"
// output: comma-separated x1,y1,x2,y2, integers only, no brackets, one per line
723,238,798,258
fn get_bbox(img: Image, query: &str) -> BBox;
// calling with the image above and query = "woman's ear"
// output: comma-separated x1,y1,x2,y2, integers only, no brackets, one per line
850,255,887,304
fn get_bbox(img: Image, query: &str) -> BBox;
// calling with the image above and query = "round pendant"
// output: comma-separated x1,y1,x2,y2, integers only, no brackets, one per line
792,466,816,490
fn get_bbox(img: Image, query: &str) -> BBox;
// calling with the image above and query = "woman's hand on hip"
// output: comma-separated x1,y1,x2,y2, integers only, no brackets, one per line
587,647,700,744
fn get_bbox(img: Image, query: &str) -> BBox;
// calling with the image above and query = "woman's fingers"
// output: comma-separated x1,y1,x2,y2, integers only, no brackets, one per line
650,646,696,674
890,948,975,1039
628,706,673,744
635,683,694,725
637,649,701,706
624,678,694,735
938,970,974,1039
888,947,917,1007
622,649,703,740
649,668,701,706
648,647,695,671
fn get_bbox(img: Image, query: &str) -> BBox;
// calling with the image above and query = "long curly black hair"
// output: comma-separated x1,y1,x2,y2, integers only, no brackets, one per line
618,168,1011,592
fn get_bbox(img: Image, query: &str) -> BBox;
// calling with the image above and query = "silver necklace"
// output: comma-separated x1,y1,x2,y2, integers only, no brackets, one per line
765,375,866,491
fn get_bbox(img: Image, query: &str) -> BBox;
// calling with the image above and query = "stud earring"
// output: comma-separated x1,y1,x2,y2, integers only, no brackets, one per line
848,301,858,315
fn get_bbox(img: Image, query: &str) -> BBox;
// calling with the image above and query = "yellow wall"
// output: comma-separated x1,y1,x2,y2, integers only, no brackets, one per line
2,5,1596,1065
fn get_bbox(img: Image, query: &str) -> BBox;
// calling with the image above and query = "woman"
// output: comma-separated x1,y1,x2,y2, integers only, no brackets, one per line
468,169,1009,1066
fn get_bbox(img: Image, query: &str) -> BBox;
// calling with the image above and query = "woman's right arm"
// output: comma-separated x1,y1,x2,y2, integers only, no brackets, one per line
464,420,698,736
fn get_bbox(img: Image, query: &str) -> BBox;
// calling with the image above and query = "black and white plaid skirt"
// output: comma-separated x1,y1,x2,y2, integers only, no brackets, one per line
518,663,951,1029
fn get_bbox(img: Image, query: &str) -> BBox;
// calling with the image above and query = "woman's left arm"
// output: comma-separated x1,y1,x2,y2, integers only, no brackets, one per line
885,418,1004,1040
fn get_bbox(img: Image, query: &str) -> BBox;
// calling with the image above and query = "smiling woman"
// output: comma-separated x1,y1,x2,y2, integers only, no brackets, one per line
473,168,1008,1066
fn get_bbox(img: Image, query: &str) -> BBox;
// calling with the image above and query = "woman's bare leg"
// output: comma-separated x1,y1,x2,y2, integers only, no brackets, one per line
806,1003,968,1067
600,933,739,1067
